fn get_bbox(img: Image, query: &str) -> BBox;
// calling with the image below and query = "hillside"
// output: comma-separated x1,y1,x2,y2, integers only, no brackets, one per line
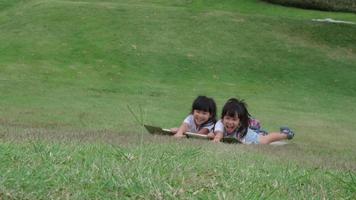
0,0,356,199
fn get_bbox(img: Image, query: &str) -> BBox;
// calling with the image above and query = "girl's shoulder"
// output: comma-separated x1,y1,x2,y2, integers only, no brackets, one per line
213,120,224,132
215,119,223,124
183,114,194,123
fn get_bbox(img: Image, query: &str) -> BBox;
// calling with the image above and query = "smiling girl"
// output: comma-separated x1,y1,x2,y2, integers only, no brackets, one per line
213,98,294,144
172,96,217,138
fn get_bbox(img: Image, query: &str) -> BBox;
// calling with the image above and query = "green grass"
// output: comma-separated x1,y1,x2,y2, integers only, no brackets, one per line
1,134,355,199
0,0,356,199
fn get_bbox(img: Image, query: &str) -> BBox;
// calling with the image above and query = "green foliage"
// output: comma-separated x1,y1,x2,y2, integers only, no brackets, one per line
262,0,356,13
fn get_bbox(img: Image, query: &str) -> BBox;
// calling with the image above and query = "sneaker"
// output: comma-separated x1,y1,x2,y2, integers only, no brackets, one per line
280,127,295,140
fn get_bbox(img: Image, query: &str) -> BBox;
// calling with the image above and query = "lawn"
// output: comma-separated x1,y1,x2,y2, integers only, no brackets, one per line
0,0,355,199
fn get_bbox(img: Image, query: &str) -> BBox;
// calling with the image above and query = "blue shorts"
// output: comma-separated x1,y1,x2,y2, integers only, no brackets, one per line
241,128,261,144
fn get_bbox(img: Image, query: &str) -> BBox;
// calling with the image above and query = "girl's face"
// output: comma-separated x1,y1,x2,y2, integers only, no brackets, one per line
193,109,211,126
222,115,240,134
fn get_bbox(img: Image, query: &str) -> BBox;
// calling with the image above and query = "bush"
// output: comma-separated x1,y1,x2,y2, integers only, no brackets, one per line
262,0,356,13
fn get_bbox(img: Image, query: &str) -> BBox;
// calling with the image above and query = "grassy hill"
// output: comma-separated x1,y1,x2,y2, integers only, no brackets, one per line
0,0,356,199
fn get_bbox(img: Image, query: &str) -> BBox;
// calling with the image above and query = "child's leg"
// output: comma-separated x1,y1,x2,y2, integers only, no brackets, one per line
258,132,288,144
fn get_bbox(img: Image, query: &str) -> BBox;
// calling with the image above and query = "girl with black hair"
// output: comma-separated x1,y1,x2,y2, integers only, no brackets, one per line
172,96,217,138
213,98,295,144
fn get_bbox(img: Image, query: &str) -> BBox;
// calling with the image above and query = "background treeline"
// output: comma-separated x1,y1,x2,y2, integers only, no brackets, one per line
262,0,356,13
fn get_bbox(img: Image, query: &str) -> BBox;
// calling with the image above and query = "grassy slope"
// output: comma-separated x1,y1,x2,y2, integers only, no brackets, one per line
0,0,356,199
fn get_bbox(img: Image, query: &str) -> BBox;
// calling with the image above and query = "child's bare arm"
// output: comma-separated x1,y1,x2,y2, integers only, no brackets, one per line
197,128,209,135
173,123,189,138
170,128,179,134
207,132,215,139
213,131,223,142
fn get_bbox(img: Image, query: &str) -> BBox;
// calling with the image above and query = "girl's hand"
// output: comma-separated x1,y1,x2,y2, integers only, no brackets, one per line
213,132,223,143
170,128,179,134
174,123,188,138
207,132,215,139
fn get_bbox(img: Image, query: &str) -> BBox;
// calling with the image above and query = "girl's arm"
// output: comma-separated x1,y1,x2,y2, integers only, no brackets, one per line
207,132,215,139
198,128,215,139
213,131,223,142
197,128,209,135
173,122,189,138
170,127,179,134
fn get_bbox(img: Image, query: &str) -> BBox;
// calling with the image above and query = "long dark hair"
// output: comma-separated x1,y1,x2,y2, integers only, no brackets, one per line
191,96,217,124
221,98,251,138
